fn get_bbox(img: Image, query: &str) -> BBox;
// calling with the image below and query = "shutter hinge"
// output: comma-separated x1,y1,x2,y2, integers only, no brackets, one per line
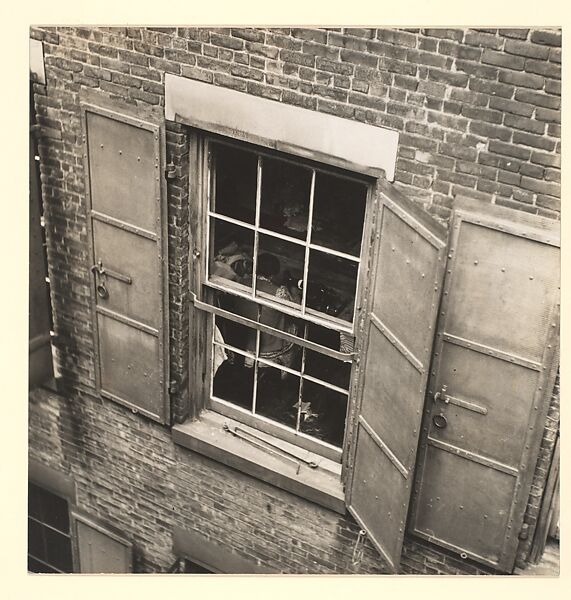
518,522,529,541
168,380,179,396
165,160,179,179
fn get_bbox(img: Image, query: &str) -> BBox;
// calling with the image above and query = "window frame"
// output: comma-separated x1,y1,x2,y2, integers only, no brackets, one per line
189,131,380,464
28,482,75,574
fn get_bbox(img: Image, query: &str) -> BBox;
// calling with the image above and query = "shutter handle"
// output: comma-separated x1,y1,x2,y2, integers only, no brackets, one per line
90,260,133,284
433,384,449,404
91,260,109,299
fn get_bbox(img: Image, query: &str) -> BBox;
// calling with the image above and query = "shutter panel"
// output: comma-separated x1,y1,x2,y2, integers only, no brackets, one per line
82,105,169,423
346,181,448,571
29,127,53,387
409,197,560,573
73,513,133,573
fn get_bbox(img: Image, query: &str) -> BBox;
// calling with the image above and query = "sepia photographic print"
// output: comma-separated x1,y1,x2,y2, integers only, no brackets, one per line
27,23,560,578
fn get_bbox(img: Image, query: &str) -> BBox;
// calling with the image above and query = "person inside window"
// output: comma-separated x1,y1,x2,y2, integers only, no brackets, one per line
237,253,301,369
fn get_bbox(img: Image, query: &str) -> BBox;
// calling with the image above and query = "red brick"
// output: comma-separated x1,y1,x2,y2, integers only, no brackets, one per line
515,89,560,109
505,40,550,60
438,40,482,60
340,48,378,68
464,30,503,49
469,121,512,142
504,114,545,135
231,28,266,43
521,177,560,196
499,29,529,40
482,49,525,70
422,28,464,42
468,78,514,98
499,70,544,89
376,29,417,48
535,107,560,124
489,96,534,117
524,58,561,79
530,29,561,47
513,131,556,151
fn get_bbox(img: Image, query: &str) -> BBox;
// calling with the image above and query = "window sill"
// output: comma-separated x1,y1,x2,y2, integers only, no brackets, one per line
172,410,346,514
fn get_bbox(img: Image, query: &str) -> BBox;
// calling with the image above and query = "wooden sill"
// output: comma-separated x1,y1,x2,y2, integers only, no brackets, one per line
172,410,346,514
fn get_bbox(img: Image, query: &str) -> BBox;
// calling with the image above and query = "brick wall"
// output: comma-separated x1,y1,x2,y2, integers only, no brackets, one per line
29,26,561,574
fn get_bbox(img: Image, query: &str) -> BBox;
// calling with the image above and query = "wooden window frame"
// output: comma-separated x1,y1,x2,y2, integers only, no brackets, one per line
28,480,75,574
188,131,380,465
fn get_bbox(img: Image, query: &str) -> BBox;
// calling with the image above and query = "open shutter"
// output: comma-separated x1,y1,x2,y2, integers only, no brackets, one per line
72,513,133,573
29,126,53,387
409,197,560,573
82,105,169,423
346,181,447,571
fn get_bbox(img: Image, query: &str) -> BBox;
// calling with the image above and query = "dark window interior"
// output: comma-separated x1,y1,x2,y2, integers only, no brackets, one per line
28,483,73,573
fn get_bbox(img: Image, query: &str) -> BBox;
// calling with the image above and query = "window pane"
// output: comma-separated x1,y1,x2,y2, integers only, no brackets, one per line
215,315,256,354
299,380,347,448
215,290,259,322
306,250,358,322
28,555,58,573
212,352,255,411
255,365,299,429
45,528,73,573
28,483,43,521
40,487,70,533
210,218,254,290
211,143,257,224
305,322,342,351
260,157,312,240
312,172,367,257
28,518,46,562
304,350,352,391
255,234,304,307
258,333,303,372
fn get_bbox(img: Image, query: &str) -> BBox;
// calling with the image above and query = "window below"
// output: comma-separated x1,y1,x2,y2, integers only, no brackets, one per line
28,483,73,573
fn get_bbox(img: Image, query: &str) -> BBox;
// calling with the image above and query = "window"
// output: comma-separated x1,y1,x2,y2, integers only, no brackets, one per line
201,138,370,459
28,483,73,573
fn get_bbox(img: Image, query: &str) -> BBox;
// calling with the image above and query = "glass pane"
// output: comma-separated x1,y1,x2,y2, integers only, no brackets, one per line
214,315,256,355
299,380,348,448
45,528,73,573
212,350,255,411
210,218,254,290
312,172,367,257
28,483,43,521
260,157,312,240
258,333,303,373
306,322,341,351
306,250,358,322
40,488,70,533
255,365,299,429
255,234,305,306
211,142,257,224
28,555,58,573
215,290,259,322
304,350,352,391
28,518,46,562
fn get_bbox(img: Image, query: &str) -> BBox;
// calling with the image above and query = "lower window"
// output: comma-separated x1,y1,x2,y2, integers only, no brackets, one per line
28,483,73,573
